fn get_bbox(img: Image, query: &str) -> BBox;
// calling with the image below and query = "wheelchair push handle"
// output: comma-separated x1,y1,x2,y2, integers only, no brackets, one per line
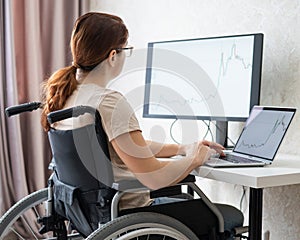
47,105,100,124
5,101,42,117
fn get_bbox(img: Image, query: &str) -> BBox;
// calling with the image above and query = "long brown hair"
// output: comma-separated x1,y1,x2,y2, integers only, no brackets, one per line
41,12,128,131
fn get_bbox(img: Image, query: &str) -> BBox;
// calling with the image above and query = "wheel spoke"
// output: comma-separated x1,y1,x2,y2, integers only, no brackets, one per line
21,215,39,240
33,204,41,219
10,226,26,240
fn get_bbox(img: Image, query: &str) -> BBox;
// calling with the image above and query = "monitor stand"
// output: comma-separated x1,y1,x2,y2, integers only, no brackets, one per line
215,121,228,148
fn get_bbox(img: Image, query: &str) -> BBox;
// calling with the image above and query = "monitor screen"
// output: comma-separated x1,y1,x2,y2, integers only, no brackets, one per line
143,33,263,121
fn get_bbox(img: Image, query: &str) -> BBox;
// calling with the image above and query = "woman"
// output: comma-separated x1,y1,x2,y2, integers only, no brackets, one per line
41,12,243,236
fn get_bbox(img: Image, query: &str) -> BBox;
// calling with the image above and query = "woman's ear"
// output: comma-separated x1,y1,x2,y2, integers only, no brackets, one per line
108,50,117,67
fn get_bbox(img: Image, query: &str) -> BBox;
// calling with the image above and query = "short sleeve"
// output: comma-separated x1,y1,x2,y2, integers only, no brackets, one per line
98,91,141,141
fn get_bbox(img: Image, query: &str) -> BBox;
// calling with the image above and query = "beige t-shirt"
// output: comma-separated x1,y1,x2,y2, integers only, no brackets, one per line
54,83,152,210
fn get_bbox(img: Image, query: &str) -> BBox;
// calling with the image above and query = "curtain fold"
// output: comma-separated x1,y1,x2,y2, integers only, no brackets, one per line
0,0,90,220
0,0,27,215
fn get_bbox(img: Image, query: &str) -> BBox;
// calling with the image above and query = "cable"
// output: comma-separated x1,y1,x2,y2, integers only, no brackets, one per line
201,120,214,142
169,119,181,144
239,186,247,211
202,121,210,139
170,119,237,146
210,121,236,147
170,119,217,144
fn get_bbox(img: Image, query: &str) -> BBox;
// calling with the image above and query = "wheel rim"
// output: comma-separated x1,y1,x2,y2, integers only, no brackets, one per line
104,226,190,240
87,212,199,240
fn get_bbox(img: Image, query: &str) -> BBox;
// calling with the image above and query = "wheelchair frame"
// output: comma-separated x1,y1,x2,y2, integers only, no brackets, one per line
0,102,248,240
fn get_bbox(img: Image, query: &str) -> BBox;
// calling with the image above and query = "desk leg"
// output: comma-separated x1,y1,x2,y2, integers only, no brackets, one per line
249,188,263,240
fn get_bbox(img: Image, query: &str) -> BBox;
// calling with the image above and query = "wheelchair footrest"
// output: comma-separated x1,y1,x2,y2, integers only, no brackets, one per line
232,226,249,239
37,215,67,240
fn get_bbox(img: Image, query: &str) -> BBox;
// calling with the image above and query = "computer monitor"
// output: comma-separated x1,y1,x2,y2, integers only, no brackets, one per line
143,33,263,145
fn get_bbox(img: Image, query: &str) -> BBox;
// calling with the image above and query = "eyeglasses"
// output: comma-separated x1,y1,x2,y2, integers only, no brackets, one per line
116,46,134,57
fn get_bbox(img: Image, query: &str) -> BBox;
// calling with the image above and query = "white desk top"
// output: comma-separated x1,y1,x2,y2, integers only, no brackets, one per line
193,154,300,189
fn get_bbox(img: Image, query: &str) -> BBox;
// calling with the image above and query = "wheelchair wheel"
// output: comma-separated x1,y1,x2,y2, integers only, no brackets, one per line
87,212,199,240
0,188,82,240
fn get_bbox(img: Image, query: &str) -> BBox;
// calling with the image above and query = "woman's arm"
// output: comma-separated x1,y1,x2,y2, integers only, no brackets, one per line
111,131,224,190
145,140,186,158
145,140,225,158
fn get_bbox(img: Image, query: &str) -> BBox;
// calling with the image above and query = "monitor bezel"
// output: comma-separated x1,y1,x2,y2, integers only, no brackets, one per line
143,33,264,122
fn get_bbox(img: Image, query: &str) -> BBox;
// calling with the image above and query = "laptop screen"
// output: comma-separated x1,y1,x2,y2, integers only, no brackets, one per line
233,106,296,160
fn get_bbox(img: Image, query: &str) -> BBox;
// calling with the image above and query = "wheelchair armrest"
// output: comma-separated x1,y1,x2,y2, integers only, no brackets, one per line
112,174,195,192
111,174,197,220
112,174,196,199
179,174,196,183
150,174,196,198
112,180,147,192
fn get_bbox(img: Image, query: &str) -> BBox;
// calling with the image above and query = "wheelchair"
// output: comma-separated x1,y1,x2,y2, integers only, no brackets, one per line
0,102,249,239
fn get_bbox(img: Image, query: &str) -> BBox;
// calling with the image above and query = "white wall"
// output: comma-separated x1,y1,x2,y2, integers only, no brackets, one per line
91,0,300,239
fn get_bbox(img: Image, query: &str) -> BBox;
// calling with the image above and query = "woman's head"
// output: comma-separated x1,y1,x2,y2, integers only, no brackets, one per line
71,12,129,71
41,12,128,131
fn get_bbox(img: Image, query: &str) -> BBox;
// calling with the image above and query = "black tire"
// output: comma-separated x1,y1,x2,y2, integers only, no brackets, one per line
87,212,199,240
0,188,82,239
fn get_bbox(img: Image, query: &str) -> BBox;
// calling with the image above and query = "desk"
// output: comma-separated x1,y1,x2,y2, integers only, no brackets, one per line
193,154,300,240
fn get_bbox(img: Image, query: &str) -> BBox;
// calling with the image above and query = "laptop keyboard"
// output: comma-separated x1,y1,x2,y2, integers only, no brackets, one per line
222,154,262,164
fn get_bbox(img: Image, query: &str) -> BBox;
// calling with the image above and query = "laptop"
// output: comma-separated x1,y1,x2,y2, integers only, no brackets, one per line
205,106,296,168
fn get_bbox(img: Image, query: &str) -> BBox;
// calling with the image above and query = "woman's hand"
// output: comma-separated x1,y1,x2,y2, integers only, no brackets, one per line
201,140,225,157
182,140,225,168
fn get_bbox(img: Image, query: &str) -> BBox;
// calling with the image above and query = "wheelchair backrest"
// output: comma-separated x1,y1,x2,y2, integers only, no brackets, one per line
47,106,118,236
47,105,114,190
